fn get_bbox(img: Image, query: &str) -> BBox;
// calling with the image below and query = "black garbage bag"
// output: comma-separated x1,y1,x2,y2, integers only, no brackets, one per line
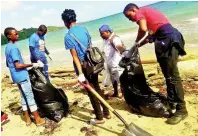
119,47,170,117
28,68,69,122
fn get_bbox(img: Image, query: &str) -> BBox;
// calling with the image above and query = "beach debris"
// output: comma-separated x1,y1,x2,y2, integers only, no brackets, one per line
148,73,156,77
80,127,89,132
80,126,98,136
85,130,98,136
72,101,78,106
82,102,90,107
50,73,72,78
40,119,60,136
8,102,22,115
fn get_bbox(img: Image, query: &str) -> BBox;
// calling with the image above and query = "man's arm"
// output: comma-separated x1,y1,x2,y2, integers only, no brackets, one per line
70,48,83,75
14,61,32,69
139,35,149,47
135,19,148,43
10,48,33,69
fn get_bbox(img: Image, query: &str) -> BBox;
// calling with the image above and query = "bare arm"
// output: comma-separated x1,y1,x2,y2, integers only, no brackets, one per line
14,61,33,69
135,19,148,43
116,44,126,53
70,48,83,75
139,35,149,47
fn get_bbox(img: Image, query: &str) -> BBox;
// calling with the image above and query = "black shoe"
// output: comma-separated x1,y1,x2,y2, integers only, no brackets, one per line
166,112,188,125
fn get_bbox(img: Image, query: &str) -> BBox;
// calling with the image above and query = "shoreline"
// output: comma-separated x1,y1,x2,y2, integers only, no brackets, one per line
1,46,198,78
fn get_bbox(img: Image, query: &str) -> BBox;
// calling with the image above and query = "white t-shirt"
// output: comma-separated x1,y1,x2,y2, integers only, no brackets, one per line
103,33,123,68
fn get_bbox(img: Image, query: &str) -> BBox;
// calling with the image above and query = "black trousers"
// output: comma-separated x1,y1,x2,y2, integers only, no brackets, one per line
157,46,187,113
83,69,109,120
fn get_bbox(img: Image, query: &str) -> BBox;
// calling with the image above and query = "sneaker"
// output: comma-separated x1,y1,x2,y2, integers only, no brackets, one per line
1,113,9,124
166,112,188,125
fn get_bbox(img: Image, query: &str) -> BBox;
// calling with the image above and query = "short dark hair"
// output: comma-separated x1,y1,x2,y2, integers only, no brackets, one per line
4,27,16,40
38,25,47,32
123,3,139,14
61,9,76,24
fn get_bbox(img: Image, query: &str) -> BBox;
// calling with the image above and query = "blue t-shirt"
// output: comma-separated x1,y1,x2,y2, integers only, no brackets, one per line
64,25,91,62
29,33,46,62
5,43,29,83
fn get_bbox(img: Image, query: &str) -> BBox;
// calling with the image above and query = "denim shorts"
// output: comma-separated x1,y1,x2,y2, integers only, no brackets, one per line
17,78,37,112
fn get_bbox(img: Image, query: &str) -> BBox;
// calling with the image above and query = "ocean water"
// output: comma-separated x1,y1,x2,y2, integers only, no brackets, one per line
1,1,198,73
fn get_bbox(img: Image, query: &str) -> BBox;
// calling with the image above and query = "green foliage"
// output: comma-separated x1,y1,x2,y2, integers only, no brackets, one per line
1,34,7,45
1,26,64,46
47,26,64,32
1,27,37,45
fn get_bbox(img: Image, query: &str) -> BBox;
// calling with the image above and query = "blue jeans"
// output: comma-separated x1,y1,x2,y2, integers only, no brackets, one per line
43,63,50,82
17,78,37,112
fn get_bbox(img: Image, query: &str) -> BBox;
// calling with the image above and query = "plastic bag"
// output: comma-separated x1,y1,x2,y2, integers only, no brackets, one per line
102,62,112,86
119,46,170,117
28,68,69,122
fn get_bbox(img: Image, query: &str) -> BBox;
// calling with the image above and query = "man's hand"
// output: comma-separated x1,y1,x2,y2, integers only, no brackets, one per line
32,63,39,68
37,60,44,67
78,74,86,83
48,54,52,60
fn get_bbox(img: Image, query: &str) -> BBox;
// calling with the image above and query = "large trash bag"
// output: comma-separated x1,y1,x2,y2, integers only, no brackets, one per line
28,68,69,122
119,47,170,117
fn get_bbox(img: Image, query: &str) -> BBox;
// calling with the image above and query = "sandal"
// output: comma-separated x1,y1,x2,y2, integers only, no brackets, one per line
36,118,46,127
104,114,111,119
89,119,105,125
26,122,32,127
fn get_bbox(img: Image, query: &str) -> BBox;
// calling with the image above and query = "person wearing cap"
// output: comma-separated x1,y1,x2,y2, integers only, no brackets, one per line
29,25,52,82
61,9,111,125
123,3,188,125
99,25,125,98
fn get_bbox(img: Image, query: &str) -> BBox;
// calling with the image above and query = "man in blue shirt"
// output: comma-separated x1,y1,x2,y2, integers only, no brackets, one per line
4,27,45,126
61,9,110,124
29,25,52,82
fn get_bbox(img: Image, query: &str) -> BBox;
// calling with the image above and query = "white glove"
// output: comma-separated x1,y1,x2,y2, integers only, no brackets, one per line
125,42,139,58
32,63,39,68
37,60,44,67
48,54,52,60
78,74,86,82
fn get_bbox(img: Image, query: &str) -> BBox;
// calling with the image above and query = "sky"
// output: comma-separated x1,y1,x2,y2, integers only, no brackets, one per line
1,1,158,33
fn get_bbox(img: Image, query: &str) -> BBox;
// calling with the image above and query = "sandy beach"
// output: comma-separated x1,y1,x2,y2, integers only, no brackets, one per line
1,47,198,136
2,1,198,136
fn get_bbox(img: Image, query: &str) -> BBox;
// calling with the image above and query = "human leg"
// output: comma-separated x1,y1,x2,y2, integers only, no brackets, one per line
158,47,187,124
108,66,122,98
18,79,45,126
43,63,50,82
91,74,110,117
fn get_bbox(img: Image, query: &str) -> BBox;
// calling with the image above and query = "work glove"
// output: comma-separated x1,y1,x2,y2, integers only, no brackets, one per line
32,63,39,68
125,42,139,59
37,60,44,67
47,54,52,60
78,74,86,83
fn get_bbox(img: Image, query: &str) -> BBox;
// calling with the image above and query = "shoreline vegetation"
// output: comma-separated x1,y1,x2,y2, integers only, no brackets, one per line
1,26,64,45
